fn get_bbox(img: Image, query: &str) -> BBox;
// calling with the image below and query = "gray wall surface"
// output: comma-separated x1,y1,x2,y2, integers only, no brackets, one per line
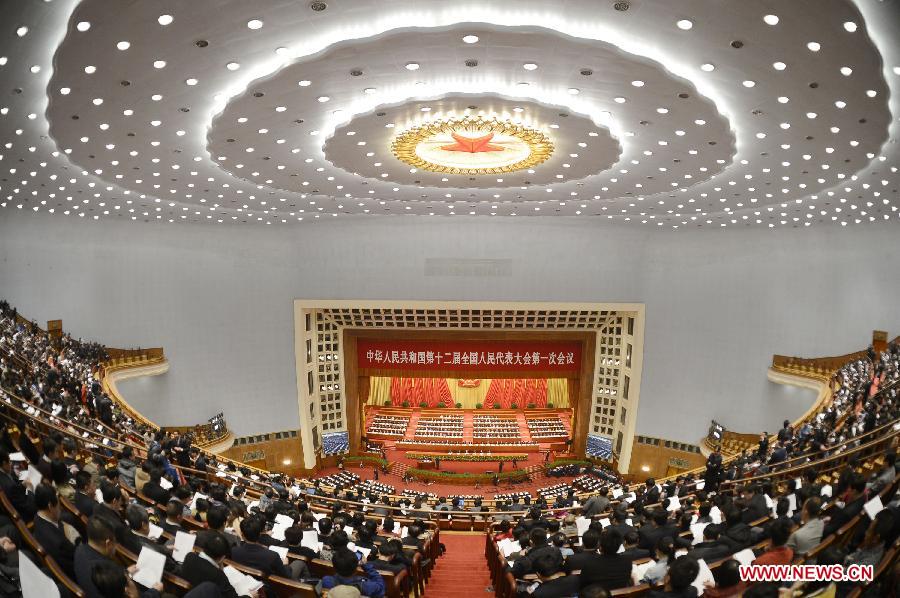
2,211,898,443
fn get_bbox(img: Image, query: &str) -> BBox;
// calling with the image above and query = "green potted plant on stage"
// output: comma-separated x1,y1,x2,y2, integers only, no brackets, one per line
475,403,483,409
510,403,519,409
547,402,554,409
402,401,410,408
492,403,501,409
455,402,463,409
420,401,429,408
527,403,536,409
383,400,391,406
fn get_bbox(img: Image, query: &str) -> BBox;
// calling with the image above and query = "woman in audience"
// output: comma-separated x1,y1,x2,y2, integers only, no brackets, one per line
641,536,676,585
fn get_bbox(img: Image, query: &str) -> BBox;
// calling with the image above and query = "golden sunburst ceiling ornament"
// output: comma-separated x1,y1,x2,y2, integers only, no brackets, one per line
391,116,554,175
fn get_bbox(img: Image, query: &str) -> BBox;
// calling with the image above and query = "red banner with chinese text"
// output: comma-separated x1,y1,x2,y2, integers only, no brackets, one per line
357,339,581,373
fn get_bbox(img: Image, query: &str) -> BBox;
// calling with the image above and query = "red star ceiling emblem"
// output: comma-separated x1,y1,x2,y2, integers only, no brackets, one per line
440,132,505,153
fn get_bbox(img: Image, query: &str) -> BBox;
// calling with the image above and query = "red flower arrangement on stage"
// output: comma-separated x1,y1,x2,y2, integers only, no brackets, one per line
457,379,481,388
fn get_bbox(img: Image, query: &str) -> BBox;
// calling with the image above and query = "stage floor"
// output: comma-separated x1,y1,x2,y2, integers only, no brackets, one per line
385,445,546,474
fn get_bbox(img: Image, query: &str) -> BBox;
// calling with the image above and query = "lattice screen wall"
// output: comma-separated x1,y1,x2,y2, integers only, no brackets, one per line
298,303,642,470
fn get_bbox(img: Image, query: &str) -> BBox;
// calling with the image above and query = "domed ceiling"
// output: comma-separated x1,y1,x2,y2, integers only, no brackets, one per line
1,0,898,228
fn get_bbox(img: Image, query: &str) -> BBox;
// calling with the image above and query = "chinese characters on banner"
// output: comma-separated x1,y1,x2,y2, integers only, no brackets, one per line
356,339,581,373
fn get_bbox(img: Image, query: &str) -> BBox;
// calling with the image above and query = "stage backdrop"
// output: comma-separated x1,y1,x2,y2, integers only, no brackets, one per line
367,377,569,409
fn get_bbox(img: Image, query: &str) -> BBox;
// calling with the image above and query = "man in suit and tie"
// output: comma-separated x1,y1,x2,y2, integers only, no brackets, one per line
93,482,128,543
33,485,78,578
0,450,36,521
231,515,307,580
73,470,98,517
637,509,676,551
824,474,867,537
141,469,172,506
181,533,248,598
122,504,168,558
643,479,661,506
582,487,611,518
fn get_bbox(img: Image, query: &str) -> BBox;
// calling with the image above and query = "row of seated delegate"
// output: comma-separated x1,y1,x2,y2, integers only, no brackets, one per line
367,414,410,437
473,415,521,440
413,414,464,438
527,416,568,438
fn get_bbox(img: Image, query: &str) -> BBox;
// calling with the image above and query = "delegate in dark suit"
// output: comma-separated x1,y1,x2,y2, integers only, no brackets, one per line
180,552,244,598
577,553,631,590
0,470,36,521
532,574,582,598
230,542,292,578
33,516,77,578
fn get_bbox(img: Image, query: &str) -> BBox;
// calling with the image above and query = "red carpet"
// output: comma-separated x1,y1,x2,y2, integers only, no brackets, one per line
426,534,493,597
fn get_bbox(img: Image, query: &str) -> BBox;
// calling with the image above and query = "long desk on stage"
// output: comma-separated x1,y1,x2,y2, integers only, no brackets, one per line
397,440,540,453
407,452,530,462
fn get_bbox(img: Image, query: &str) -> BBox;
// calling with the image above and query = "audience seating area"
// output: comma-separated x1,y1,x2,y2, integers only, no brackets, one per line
2,299,900,598
473,415,521,440
525,415,568,439
414,414,464,439
367,414,411,437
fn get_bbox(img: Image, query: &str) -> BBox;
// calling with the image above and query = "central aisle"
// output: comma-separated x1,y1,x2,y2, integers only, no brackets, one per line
425,533,494,597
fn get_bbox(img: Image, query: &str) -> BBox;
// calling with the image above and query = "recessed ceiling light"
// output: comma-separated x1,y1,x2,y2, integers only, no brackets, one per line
462,35,479,44
763,14,779,25
843,21,857,32
16,26,28,37
516,82,530,89
116,41,130,51
76,21,91,32
363,87,376,94
123,109,133,116
317,96,329,102
866,89,877,97
226,62,240,71
700,63,715,72
631,80,644,87
153,60,166,69
84,65,96,74
275,47,288,56
694,119,706,125
59,87,70,95
151,94,162,101
513,107,524,112
772,61,786,70
0,57,6,66
405,62,419,71
657,107,669,114
185,78,198,86
420,107,431,112
567,88,580,95
676,19,693,30
247,19,263,29
893,66,900,75
742,80,756,87
806,112,817,119
777,96,790,103
840,66,852,76
298,80,311,86
835,100,846,108
807,41,821,52
92,98,103,105
158,14,174,26
613,97,626,103
29,65,41,73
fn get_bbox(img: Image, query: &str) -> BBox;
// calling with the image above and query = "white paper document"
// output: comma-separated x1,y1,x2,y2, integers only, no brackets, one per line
269,545,289,561
690,523,708,545
732,548,756,568
575,516,591,536
172,531,196,563
274,514,295,527
224,565,264,596
147,522,163,541
19,465,42,489
21,552,60,598
132,547,166,588
864,495,885,520
302,530,321,552
159,477,173,490
691,559,715,595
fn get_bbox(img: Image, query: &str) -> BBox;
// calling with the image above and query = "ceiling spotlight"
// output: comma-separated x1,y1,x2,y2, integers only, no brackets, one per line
30,65,41,73
567,88,580,95
298,80,311,86
807,41,821,52
835,100,846,108
16,26,28,37
777,96,789,103
763,14,779,25
185,78,198,85
513,106,524,112
700,63,715,72
462,35,479,44
840,66,852,76
247,19,263,29
676,19,693,30
420,107,431,112
84,65,96,74
363,87,376,94
405,62,420,71
523,62,538,70
317,96,330,102
613,96,626,103
59,87,70,95
226,62,240,71
843,21,857,32
866,89,877,97
153,60,166,68
76,21,91,32
157,14,174,26
275,47,288,55
631,80,644,87
116,41,130,50
772,61,786,70
742,80,756,87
